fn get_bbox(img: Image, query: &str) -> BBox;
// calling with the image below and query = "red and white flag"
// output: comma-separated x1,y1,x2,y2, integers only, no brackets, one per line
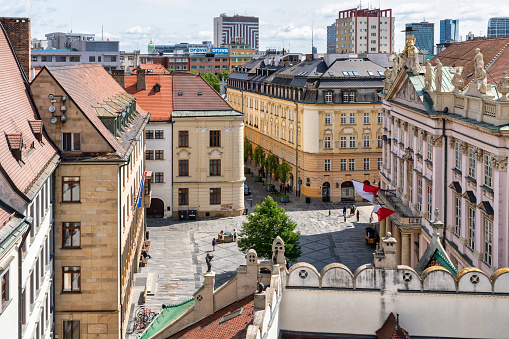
352,180,379,203
371,205,395,222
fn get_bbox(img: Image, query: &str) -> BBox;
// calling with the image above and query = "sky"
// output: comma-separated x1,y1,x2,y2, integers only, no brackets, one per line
1,0,508,54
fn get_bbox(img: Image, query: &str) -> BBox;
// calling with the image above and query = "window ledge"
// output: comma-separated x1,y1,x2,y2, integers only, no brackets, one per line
425,159,433,166
465,176,477,184
0,299,12,315
61,291,82,294
480,185,493,194
452,168,462,175
61,201,81,204
415,154,423,159
61,247,82,250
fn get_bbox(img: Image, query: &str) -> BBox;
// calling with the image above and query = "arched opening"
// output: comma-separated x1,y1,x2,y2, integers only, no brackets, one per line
341,181,355,202
322,182,331,202
259,267,271,275
147,198,164,218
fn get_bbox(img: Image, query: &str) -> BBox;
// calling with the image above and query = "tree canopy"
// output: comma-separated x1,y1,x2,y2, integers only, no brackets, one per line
253,145,264,167
276,160,291,188
244,137,253,161
201,73,221,92
264,152,278,183
237,196,301,261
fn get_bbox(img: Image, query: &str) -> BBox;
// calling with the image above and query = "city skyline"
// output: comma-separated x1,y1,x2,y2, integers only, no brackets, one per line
1,0,508,54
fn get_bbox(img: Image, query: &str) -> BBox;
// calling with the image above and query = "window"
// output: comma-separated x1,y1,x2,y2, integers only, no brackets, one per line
484,154,492,188
56,56,66,62
468,148,476,178
349,113,356,124
210,159,221,176
178,188,189,205
418,131,423,154
178,131,189,147
343,91,355,102
363,135,370,148
378,158,382,170
455,196,461,237
145,150,154,160
427,136,433,160
62,177,80,202
408,170,413,204
364,158,370,170
1,270,8,307
349,136,356,148
62,267,80,292
408,126,414,149
349,159,355,171
377,135,383,148
377,112,383,124
325,113,331,125
427,185,433,218
62,222,80,248
325,159,331,172
340,137,346,148
325,92,333,103
341,159,347,171
63,320,80,339
41,56,50,62
70,56,80,62
324,136,331,149
209,188,221,205
111,56,117,62
340,113,346,124
62,133,81,151
468,207,475,250
146,130,154,139
89,56,95,62
154,130,164,139
210,130,221,147
417,178,422,212
484,218,493,266
393,157,397,182
455,141,462,170
178,160,189,176
153,172,164,183
363,112,370,124
32,56,38,62
154,150,164,160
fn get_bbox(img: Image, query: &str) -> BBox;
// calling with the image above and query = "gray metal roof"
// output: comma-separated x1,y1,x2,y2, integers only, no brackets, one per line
318,79,383,89
323,58,385,78
172,110,245,118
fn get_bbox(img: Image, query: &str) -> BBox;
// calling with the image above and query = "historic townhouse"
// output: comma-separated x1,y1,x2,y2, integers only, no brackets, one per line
31,64,150,338
227,57,385,202
0,22,59,339
379,36,509,273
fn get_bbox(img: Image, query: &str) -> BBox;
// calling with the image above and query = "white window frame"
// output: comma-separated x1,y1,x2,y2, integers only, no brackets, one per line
340,136,346,148
484,154,492,188
363,112,370,124
325,159,331,172
349,113,355,124
455,141,461,170
325,113,331,125
377,112,383,124
324,136,331,149
417,177,422,212
363,158,370,170
363,135,370,148
377,135,383,148
427,184,433,218
427,136,433,161
468,148,476,178
340,159,347,171
455,196,461,237
408,126,413,149
340,113,346,124
484,217,493,266
468,206,475,250
408,170,413,205
378,158,382,170
349,159,355,171
349,136,356,148
325,92,333,103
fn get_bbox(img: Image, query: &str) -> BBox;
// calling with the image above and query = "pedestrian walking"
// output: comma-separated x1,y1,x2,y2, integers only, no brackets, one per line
343,206,347,216
233,229,237,241
212,238,217,251
344,215,347,222
356,210,360,222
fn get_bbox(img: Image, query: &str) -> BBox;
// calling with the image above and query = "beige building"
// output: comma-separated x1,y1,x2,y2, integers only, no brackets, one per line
31,64,150,338
172,73,245,218
227,57,385,202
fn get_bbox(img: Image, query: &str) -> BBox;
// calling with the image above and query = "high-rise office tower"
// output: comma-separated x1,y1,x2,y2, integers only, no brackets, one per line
214,14,259,50
440,19,459,43
487,17,509,37
406,21,434,54
327,23,337,54
335,7,394,54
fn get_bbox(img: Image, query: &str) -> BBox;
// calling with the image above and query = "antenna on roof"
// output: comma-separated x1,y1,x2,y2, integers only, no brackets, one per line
102,25,104,41
311,13,314,54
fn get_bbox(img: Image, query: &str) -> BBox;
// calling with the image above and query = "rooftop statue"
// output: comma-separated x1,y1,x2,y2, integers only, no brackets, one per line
424,60,433,91
434,59,443,93
206,253,214,273
451,67,464,93
497,71,509,101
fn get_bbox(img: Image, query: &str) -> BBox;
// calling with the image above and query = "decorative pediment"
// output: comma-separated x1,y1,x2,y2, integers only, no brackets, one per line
208,149,223,159
177,149,191,158
394,78,424,106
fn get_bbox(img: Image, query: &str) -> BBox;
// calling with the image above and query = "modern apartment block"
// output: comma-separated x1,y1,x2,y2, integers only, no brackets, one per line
0,21,59,339
335,7,394,54
406,21,435,54
487,17,509,37
214,14,259,50
31,64,150,338
227,57,385,202
440,19,459,43
327,23,338,54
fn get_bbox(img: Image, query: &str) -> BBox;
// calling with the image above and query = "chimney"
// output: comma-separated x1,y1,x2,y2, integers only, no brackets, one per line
137,69,146,91
0,17,31,76
111,69,125,88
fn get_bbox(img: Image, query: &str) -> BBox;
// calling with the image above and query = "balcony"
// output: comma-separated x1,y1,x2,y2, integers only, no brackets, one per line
144,171,152,208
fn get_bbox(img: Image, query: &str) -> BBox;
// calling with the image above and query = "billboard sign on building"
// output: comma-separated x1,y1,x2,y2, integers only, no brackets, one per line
211,48,229,54
189,48,207,54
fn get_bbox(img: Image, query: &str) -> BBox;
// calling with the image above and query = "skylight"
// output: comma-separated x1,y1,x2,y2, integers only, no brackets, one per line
367,71,374,76
342,71,349,76
378,71,384,76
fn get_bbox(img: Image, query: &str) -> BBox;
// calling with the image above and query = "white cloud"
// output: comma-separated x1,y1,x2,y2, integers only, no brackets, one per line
123,25,159,35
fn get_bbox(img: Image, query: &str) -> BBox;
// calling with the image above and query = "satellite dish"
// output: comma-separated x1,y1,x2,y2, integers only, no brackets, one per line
49,105,56,113
48,94,54,100
61,114,67,123
62,95,67,101
50,116,57,124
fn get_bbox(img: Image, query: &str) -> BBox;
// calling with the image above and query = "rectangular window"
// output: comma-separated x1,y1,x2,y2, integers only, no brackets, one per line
377,135,383,148
325,159,331,172
210,130,221,147
393,157,397,182
324,136,331,149
363,112,370,124
341,159,347,171
408,126,413,149
349,159,355,171
210,188,221,205
427,136,433,160
427,185,433,218
62,177,80,202
154,130,164,139
363,135,370,148
210,159,221,176
377,112,383,124
349,136,356,148
178,131,189,147
340,136,346,148
62,222,80,248
364,158,370,170
32,56,38,62
62,133,81,151
146,130,154,139
468,207,475,250
325,92,333,103
41,56,50,62
340,113,346,124
178,160,189,176
1,270,8,307
145,150,154,160
468,148,476,178
70,56,80,62
417,178,422,212
89,56,95,62
154,150,164,160
408,170,413,205
484,154,492,188
418,131,423,154
62,267,80,292
153,172,164,183
178,188,189,205
349,113,355,124
56,56,66,62
455,141,462,170
378,158,382,170
63,320,80,339
455,196,461,237
325,113,331,125
484,218,493,266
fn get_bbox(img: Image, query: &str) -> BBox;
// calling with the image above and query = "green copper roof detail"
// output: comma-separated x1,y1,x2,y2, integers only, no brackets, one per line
139,297,195,339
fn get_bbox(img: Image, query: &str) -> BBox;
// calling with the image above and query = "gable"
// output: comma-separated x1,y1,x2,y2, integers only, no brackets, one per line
393,77,426,109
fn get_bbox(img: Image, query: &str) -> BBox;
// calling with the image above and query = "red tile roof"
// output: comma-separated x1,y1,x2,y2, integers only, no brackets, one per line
173,73,233,111
169,295,254,339
0,22,58,196
124,74,173,122
432,37,509,89
131,64,171,74
376,313,410,339
281,333,370,339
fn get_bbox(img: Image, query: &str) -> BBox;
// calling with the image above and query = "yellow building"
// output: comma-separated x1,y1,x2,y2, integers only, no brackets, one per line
228,44,258,71
31,64,150,338
172,73,245,218
227,58,385,202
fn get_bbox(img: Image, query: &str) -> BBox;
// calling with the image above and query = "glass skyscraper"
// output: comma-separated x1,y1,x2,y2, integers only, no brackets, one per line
327,23,337,54
406,22,435,55
488,17,509,37
440,19,459,43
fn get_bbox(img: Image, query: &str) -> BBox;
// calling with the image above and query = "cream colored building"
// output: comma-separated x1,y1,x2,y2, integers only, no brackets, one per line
172,73,245,218
227,57,385,202
31,64,150,339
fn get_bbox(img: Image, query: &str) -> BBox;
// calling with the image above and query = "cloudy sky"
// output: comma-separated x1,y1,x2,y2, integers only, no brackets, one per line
1,0,507,54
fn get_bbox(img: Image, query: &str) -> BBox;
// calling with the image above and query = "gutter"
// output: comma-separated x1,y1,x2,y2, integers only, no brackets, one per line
18,216,33,339
442,118,447,249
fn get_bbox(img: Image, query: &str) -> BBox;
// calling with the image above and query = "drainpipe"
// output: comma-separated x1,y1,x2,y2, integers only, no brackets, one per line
18,216,33,339
442,118,447,249
294,102,300,197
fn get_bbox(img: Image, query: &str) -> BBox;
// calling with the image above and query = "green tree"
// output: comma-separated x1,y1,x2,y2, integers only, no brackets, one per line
217,70,230,81
253,145,264,168
237,196,301,261
264,152,278,183
201,73,221,92
276,160,292,193
244,137,253,162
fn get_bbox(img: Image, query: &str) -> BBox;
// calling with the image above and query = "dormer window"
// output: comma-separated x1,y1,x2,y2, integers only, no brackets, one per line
6,133,23,163
153,83,161,93
28,120,43,143
325,91,333,103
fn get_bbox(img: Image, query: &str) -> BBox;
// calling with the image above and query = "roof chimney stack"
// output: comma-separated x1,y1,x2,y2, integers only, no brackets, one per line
111,69,125,88
137,69,146,91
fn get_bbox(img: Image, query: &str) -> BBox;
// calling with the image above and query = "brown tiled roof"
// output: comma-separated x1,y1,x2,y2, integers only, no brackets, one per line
124,74,173,122
0,22,58,196
431,37,509,89
42,64,149,159
131,63,171,74
28,120,42,134
281,333,369,339
169,295,254,339
173,73,233,111
376,313,410,339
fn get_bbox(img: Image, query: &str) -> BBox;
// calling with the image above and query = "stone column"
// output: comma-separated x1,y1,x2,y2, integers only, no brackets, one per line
401,232,411,266
393,223,402,265
194,272,215,321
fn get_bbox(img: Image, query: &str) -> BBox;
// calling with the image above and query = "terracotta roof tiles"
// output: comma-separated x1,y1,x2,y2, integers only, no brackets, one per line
131,63,171,74
173,73,233,111
124,74,173,122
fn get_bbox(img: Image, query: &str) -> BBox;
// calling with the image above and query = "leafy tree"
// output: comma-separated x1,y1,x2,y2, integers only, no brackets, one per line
237,196,301,261
244,137,253,162
201,73,221,92
217,70,230,81
253,145,264,168
264,152,278,183
276,160,292,193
